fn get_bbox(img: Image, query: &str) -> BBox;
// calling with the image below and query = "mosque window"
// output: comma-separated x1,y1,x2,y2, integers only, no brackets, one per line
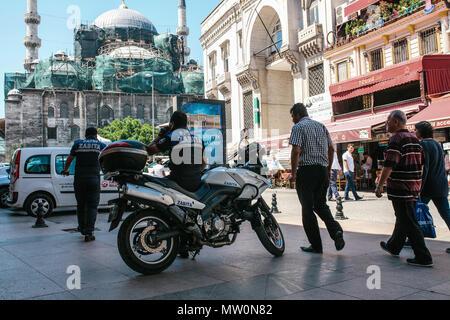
100,105,114,127
137,105,145,122
270,19,282,55
71,125,80,141
60,103,69,119
122,104,131,119
48,107,55,118
47,127,57,140
73,107,80,119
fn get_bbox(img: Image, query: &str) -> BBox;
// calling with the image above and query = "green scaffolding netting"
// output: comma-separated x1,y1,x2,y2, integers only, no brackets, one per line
179,71,204,95
92,54,178,92
4,73,27,98
28,57,92,90
154,33,181,72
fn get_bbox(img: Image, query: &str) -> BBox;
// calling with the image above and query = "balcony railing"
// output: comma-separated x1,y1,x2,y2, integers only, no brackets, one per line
327,0,438,52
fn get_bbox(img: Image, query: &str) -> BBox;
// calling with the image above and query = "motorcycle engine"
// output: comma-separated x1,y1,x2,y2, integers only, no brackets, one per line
203,214,231,240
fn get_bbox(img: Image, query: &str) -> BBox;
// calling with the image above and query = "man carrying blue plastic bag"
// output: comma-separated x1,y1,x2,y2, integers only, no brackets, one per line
375,111,433,267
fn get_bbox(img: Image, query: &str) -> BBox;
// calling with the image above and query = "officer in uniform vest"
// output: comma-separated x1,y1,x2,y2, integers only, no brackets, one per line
63,127,106,242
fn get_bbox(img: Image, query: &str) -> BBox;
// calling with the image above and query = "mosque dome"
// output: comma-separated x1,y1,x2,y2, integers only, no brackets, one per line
94,1,158,34
109,46,156,59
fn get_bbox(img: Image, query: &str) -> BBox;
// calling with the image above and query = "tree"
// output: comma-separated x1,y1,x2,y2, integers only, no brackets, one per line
98,117,159,145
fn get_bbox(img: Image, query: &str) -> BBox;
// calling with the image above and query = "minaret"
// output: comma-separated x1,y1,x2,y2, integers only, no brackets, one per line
24,0,41,73
177,0,190,59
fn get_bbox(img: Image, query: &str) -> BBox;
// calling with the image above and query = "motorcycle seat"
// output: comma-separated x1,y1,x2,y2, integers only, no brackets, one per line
147,176,210,201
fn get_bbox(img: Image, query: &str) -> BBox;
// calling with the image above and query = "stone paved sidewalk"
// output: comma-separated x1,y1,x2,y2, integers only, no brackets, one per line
0,192,449,300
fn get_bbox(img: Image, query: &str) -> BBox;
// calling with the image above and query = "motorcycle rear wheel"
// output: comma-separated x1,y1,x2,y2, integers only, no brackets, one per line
117,209,179,275
254,200,285,257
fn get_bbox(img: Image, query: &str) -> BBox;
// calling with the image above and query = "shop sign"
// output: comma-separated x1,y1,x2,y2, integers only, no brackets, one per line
304,93,332,122
359,130,369,139
358,147,364,154
374,132,392,141
443,142,450,151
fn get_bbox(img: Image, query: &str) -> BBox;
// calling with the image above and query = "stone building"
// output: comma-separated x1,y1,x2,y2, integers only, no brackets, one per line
4,1,203,158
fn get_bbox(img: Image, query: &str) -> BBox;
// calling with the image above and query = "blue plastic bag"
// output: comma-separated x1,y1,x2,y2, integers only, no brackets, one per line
414,200,437,239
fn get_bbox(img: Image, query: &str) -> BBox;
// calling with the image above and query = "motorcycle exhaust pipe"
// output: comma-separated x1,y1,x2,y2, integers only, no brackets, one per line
122,184,174,206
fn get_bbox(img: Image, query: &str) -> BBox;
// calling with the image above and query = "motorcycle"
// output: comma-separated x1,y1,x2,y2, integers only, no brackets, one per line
100,140,285,275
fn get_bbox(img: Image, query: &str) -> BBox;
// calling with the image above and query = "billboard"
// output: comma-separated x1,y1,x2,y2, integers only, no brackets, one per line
180,99,226,166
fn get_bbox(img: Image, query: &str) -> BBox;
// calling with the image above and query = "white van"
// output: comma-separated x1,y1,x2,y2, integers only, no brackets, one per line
8,147,118,217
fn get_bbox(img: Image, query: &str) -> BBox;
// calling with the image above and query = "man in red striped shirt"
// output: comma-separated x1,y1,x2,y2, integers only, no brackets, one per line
375,110,433,267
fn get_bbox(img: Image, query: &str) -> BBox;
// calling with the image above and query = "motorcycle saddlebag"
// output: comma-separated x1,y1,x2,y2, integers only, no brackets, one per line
99,140,148,174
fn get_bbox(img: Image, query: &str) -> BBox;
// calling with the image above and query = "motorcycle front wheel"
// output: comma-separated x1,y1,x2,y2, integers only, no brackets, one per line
253,200,285,257
117,209,179,275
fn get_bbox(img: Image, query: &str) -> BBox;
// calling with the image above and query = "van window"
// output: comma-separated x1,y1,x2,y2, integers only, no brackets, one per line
24,155,51,174
55,155,76,175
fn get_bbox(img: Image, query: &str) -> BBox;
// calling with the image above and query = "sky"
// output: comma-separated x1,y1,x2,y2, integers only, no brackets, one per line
0,0,222,118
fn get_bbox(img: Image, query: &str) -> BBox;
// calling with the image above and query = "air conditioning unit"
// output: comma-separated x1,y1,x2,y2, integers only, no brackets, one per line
335,4,349,26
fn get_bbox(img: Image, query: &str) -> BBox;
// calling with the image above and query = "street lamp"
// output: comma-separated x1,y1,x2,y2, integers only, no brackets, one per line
145,73,155,140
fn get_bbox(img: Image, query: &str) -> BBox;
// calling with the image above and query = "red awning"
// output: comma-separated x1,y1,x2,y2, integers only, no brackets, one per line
329,55,450,103
407,95,450,130
327,103,421,143
344,0,380,17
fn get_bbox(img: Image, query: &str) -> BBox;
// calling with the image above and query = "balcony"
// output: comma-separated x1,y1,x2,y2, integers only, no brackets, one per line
217,72,231,96
298,23,324,58
327,0,440,52
205,78,218,99
265,47,299,72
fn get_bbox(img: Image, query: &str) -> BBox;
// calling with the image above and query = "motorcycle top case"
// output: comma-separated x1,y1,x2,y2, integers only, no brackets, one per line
99,140,148,173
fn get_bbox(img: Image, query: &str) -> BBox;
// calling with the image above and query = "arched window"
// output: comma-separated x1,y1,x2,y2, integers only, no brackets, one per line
122,104,131,119
71,125,80,141
100,105,114,127
60,103,69,118
308,0,319,26
137,105,145,122
73,106,80,119
270,19,282,55
48,107,55,118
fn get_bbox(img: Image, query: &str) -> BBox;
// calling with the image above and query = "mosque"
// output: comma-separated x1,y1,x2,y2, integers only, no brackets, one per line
4,0,203,157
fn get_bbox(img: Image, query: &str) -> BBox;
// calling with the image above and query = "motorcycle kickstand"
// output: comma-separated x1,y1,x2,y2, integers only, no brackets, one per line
191,249,200,260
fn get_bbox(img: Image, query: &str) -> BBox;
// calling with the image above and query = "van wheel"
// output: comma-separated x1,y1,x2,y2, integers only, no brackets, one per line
0,188,9,208
25,193,54,218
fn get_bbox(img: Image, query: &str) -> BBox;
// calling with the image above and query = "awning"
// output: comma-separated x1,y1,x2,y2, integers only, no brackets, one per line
327,102,421,143
406,95,450,130
344,0,380,17
329,55,450,103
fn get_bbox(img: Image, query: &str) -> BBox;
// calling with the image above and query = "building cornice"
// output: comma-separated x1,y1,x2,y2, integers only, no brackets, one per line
200,3,242,49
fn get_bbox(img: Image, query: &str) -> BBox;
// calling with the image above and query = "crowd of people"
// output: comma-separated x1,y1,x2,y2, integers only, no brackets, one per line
287,103,450,267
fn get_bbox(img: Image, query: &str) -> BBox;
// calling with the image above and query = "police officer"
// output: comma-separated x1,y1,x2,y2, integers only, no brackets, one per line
63,127,106,242
147,111,206,192
147,111,206,258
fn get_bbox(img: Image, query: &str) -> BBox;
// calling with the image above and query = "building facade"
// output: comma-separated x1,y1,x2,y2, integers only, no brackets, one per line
200,0,304,154
324,0,450,165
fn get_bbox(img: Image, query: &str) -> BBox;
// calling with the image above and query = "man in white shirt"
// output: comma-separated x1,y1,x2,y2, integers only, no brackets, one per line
150,159,166,178
327,149,342,201
342,144,363,201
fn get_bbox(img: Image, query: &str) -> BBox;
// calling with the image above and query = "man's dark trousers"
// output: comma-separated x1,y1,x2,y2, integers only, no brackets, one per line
386,200,432,263
296,165,343,251
74,175,100,235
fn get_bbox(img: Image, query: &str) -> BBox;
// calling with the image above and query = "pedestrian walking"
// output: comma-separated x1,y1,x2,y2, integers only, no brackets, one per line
328,148,341,201
62,127,106,242
289,103,345,254
376,111,433,267
342,144,363,201
414,121,450,254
